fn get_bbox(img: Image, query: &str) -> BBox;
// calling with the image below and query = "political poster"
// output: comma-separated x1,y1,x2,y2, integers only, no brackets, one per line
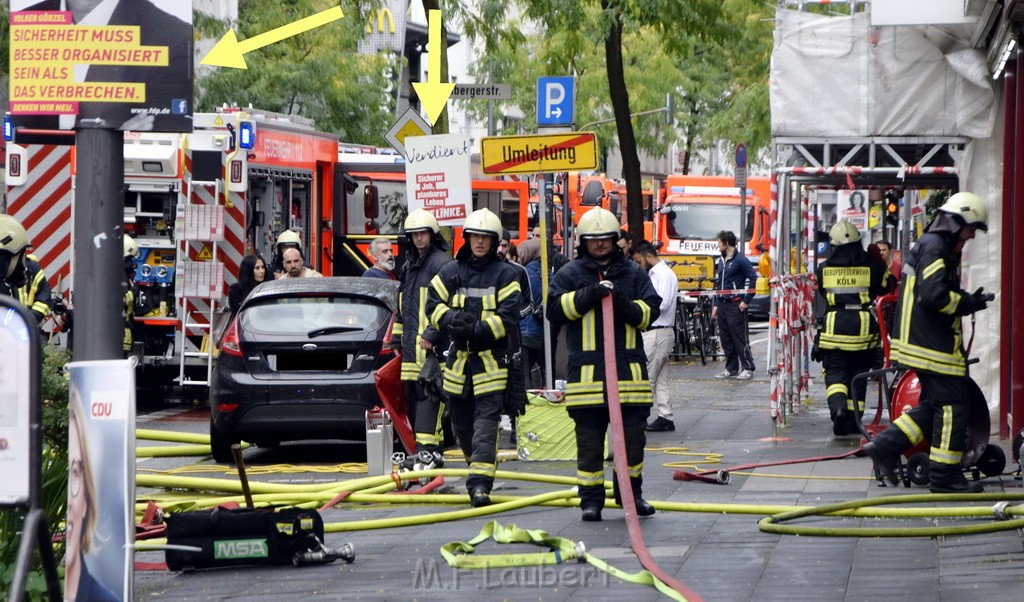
405,134,473,227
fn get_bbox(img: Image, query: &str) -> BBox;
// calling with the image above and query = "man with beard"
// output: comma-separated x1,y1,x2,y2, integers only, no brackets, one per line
426,209,522,507
278,247,322,279
362,238,396,279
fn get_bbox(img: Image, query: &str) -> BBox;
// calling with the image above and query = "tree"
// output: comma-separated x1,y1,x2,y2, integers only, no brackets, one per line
198,0,396,144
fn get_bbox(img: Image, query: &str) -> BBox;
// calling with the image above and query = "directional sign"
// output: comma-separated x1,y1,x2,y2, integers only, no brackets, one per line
536,76,575,126
480,132,597,175
451,83,512,100
385,107,431,159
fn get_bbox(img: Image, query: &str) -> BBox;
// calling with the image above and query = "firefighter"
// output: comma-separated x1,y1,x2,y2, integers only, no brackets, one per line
123,235,142,356
814,220,892,436
548,207,662,521
270,229,303,278
0,214,52,323
425,208,522,507
865,192,991,494
395,209,452,467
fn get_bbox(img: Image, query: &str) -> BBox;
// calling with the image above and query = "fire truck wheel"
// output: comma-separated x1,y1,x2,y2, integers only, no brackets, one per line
210,419,241,464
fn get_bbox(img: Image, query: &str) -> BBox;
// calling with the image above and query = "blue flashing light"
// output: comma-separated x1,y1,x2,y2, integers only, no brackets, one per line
238,121,255,150
4,116,13,142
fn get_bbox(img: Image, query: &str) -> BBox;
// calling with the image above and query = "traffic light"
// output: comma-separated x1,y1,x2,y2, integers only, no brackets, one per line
885,193,899,226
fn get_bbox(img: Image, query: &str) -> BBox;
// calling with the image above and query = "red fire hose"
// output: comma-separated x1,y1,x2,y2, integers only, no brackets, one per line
602,294,704,602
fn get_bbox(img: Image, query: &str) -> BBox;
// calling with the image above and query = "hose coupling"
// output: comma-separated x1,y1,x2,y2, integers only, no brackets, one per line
574,541,587,562
716,470,731,484
992,501,1011,521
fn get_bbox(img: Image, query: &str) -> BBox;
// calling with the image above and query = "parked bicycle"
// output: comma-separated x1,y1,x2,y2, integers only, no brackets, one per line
674,276,720,365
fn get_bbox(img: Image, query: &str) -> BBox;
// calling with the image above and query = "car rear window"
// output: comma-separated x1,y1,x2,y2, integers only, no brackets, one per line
240,296,390,335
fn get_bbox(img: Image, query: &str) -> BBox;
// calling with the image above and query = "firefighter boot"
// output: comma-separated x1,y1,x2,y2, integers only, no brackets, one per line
613,476,656,517
928,462,983,494
578,485,605,522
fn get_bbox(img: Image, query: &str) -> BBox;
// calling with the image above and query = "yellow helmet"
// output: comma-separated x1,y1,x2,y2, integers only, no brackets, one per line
462,208,502,239
829,220,861,246
0,214,30,279
577,207,620,240
939,191,988,232
123,234,140,259
276,229,302,247
404,208,440,234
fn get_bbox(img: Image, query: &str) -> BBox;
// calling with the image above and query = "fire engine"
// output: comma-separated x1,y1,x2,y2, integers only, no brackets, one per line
5,107,342,395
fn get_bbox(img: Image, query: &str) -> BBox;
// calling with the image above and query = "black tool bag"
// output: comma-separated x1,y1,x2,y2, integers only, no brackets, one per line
165,507,325,571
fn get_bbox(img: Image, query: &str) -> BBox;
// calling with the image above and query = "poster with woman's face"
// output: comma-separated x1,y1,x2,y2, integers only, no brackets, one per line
66,361,136,602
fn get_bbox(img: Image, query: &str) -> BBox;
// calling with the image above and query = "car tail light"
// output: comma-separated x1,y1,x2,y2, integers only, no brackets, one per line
217,403,240,413
220,316,243,357
381,313,397,356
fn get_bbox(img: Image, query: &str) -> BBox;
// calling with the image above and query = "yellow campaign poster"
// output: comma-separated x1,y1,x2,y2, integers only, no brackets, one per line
9,1,194,133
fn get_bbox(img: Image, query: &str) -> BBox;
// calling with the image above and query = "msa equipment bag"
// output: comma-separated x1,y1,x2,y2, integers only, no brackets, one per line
165,506,352,570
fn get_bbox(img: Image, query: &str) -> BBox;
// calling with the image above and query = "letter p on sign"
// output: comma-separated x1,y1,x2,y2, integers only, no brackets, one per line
537,76,575,126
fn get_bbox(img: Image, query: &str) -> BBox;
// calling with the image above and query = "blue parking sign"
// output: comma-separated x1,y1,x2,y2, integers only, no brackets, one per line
537,76,575,126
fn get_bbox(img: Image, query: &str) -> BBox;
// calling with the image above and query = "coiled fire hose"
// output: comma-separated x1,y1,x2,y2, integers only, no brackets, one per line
600,291,703,602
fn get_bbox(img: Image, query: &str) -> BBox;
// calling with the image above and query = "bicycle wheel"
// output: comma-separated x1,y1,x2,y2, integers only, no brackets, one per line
672,304,686,359
692,311,708,365
702,309,720,359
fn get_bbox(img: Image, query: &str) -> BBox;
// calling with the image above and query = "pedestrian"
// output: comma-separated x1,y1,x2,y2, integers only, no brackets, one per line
395,209,452,467
712,230,757,380
426,208,523,508
548,207,662,521
228,254,267,316
496,229,513,262
362,238,396,279
865,192,992,494
516,238,545,388
875,239,901,283
617,229,633,254
814,221,892,436
277,247,322,279
630,240,678,432
270,229,302,278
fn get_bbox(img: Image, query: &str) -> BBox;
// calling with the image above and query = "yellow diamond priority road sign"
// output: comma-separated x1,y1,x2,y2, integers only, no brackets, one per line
480,132,597,175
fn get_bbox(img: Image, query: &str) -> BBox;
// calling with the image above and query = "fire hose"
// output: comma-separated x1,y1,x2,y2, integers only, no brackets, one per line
600,291,704,602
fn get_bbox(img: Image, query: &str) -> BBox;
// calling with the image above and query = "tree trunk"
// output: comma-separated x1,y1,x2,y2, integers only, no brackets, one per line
602,0,643,237
421,0,450,134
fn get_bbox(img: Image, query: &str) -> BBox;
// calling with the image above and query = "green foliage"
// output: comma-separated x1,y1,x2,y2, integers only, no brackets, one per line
0,345,71,600
197,0,396,144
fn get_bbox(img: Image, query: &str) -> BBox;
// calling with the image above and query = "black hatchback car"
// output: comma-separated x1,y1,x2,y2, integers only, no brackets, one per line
209,277,399,462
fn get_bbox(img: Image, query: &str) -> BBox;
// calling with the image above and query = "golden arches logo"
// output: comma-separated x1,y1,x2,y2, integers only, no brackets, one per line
364,9,395,34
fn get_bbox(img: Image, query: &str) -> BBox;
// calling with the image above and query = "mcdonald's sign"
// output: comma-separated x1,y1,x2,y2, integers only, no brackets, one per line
365,9,396,34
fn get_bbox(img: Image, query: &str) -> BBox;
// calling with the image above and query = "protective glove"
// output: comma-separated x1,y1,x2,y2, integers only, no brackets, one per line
971,287,993,312
447,312,475,340
612,288,631,316
504,393,528,417
578,283,611,309
387,336,403,351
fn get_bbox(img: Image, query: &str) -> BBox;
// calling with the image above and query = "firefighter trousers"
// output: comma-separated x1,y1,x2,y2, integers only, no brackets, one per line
871,372,970,482
447,355,506,494
404,380,446,456
821,348,876,428
570,405,650,510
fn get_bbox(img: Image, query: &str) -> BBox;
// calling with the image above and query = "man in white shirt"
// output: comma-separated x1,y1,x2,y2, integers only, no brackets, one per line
632,241,679,432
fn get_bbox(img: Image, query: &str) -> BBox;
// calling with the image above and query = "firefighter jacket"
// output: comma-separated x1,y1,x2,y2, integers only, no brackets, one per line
16,256,52,323
425,250,522,397
395,241,452,381
890,230,981,377
815,243,892,351
547,251,661,409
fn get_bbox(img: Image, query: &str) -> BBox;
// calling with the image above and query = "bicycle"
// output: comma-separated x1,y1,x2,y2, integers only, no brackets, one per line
677,277,720,365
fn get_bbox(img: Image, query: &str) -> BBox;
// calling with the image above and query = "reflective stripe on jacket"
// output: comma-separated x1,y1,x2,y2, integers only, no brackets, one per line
815,243,892,351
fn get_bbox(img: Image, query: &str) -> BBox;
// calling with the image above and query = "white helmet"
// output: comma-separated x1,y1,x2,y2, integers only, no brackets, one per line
462,208,502,239
939,191,988,232
276,229,302,248
577,207,620,240
123,234,140,259
404,208,440,234
0,215,30,280
829,220,861,246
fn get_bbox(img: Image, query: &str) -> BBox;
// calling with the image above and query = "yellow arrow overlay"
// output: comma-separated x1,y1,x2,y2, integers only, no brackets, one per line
201,6,345,69
411,9,455,126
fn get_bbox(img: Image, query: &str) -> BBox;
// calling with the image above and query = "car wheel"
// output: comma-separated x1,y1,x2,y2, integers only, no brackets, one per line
210,419,240,464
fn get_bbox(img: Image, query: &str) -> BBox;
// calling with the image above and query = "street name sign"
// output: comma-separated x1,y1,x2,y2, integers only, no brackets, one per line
451,83,512,100
480,131,597,175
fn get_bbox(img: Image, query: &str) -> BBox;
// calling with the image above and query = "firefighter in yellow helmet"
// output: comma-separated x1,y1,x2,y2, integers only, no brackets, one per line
425,208,522,507
547,207,662,521
0,214,52,323
813,220,892,436
395,209,452,468
123,235,142,355
865,191,992,494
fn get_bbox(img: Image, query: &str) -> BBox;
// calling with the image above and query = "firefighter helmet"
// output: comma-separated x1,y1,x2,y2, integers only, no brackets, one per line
124,234,140,259
0,215,30,280
462,208,502,239
404,208,440,234
577,207,620,240
829,220,861,246
939,192,988,232
276,229,302,248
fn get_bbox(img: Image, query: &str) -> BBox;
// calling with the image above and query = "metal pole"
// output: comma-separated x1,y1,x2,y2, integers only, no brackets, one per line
540,173,554,389
74,124,125,361
487,99,495,136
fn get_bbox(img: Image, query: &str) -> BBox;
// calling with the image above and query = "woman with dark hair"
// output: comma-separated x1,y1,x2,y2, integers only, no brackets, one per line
228,255,267,315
